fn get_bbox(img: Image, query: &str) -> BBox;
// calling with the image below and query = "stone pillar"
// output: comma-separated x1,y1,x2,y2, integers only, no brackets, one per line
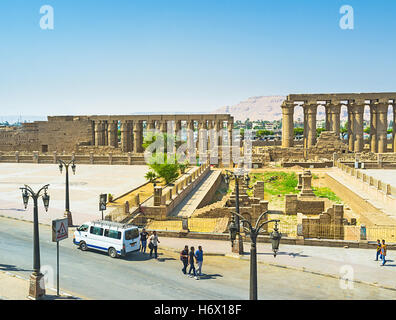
94,121,101,146
108,121,118,148
216,121,223,148
303,107,308,150
353,104,364,152
328,103,341,137
133,120,144,153
90,120,95,146
377,102,388,153
175,120,182,142
198,120,208,162
393,105,396,152
147,119,156,131
281,102,294,148
348,106,354,152
306,104,317,148
300,170,315,197
121,120,132,152
159,120,167,134
103,121,108,146
325,104,331,131
227,120,234,166
370,104,378,153
187,120,195,163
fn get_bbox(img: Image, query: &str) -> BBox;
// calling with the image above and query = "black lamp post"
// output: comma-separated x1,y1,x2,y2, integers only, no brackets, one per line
229,211,281,300
20,184,50,300
58,159,76,226
224,169,245,255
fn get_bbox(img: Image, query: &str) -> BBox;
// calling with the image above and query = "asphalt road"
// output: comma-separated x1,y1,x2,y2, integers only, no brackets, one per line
1,217,395,300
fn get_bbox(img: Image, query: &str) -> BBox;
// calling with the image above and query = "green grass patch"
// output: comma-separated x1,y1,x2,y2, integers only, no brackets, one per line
249,172,299,196
312,187,342,203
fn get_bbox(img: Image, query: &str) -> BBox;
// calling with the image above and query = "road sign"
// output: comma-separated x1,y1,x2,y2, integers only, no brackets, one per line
52,218,68,242
99,194,107,211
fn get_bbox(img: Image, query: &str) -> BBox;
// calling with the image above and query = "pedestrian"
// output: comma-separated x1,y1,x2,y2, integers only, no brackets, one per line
148,231,160,259
180,245,189,274
380,239,387,266
195,245,203,278
188,246,197,279
140,228,148,253
375,239,381,261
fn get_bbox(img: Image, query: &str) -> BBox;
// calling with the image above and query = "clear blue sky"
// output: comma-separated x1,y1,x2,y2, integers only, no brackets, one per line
0,0,395,116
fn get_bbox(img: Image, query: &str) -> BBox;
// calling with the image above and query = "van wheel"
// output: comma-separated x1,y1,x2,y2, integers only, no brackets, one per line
79,241,87,251
108,247,117,258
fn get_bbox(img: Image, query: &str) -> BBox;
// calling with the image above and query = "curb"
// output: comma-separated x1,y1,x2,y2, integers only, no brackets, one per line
224,253,396,292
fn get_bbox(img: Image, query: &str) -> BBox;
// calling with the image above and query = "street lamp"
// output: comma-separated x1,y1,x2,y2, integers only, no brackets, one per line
224,168,247,255
20,184,50,300
230,211,281,300
58,159,76,226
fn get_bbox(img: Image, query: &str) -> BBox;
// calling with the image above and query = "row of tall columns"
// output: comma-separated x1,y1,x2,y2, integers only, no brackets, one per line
282,101,395,153
92,119,233,155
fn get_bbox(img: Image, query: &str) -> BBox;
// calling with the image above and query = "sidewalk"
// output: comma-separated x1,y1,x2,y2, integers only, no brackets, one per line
0,270,83,300
158,237,396,291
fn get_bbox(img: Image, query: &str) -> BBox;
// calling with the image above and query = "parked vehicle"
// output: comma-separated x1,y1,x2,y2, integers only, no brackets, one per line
73,220,140,258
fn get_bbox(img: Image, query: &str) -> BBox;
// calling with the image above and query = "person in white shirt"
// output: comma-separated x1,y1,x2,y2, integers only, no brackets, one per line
148,230,160,259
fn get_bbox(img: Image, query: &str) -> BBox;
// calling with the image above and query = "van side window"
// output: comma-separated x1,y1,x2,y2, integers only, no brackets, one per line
104,229,121,240
125,229,139,240
90,226,103,236
78,224,89,232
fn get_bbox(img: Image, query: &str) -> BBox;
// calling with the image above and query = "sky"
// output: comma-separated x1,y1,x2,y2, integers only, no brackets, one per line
0,0,395,116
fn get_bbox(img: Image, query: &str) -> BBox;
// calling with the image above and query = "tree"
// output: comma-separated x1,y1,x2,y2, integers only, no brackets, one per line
294,127,304,136
145,171,158,184
149,157,180,185
340,122,348,139
364,127,370,134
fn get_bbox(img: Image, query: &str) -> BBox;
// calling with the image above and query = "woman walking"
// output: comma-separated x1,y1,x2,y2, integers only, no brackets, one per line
188,246,197,279
148,231,160,259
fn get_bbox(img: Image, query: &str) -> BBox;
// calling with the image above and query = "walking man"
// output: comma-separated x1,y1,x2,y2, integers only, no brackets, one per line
375,239,381,261
188,246,197,279
180,245,189,274
140,228,148,253
149,231,160,259
380,239,387,266
195,245,203,279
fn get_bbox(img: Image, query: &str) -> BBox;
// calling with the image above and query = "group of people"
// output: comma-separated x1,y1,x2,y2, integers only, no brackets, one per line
180,245,204,280
139,229,204,278
376,239,387,265
139,228,160,259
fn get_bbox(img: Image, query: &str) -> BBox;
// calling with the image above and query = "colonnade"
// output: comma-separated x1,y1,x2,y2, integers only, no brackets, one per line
281,93,396,153
89,115,234,154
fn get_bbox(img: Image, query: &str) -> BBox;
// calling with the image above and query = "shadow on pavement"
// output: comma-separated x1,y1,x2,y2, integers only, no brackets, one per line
245,252,310,258
0,264,31,272
43,295,81,300
197,274,223,280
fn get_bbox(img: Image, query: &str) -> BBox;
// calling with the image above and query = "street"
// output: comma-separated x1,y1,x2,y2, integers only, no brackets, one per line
0,217,395,299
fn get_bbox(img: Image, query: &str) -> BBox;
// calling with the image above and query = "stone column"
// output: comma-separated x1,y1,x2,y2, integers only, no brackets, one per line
325,104,331,131
281,102,294,148
159,120,167,134
377,102,388,153
198,120,207,162
103,121,108,146
107,121,118,148
90,120,95,146
207,120,214,151
370,104,378,153
348,105,354,152
228,120,234,166
121,120,132,152
306,104,317,148
187,120,195,163
216,121,223,148
147,119,156,131
303,107,308,149
94,121,101,147
328,103,341,137
353,104,364,152
133,120,144,153
175,120,182,142
393,104,396,152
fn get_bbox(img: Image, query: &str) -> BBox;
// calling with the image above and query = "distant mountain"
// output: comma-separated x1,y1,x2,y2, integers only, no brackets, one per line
213,96,394,122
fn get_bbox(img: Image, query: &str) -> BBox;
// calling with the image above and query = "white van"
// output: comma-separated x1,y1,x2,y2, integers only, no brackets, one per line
73,220,140,258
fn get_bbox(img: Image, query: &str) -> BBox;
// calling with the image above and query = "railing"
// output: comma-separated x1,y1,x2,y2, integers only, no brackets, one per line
336,161,396,197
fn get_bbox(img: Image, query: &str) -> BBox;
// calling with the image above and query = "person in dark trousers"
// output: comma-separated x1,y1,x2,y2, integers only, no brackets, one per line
140,228,148,253
148,231,160,259
180,245,189,274
188,246,197,278
380,239,387,266
195,246,203,278
375,239,381,261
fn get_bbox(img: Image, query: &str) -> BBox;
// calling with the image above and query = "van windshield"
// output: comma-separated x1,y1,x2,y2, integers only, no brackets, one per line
125,229,139,240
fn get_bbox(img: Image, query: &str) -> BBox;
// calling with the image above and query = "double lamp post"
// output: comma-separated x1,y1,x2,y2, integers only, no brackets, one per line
225,168,282,300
